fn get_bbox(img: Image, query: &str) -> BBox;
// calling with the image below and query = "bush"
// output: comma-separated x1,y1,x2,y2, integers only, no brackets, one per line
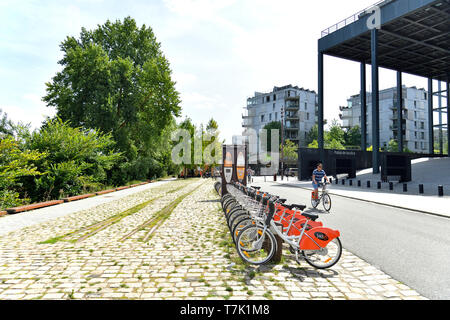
0,136,45,209
22,118,122,202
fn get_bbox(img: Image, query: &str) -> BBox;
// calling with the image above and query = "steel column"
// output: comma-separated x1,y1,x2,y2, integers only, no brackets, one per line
361,62,367,151
447,78,450,156
438,81,443,154
428,78,434,154
397,71,404,152
318,52,324,161
371,29,380,174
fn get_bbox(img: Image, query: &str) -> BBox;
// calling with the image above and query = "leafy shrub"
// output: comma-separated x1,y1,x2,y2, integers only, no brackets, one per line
22,118,122,201
0,137,46,209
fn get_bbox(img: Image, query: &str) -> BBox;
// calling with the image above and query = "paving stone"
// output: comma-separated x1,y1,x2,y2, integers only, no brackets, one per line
0,179,427,300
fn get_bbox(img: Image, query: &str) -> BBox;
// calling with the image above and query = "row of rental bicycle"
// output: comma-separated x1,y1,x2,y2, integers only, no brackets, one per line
214,181,342,269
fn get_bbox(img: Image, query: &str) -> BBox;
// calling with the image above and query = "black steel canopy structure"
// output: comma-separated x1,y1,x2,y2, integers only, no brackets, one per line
317,0,450,173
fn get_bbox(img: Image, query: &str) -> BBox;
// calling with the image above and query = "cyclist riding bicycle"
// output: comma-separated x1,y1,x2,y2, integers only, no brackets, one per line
312,162,329,200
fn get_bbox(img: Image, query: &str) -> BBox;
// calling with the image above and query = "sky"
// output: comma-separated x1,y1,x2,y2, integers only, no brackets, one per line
0,0,433,143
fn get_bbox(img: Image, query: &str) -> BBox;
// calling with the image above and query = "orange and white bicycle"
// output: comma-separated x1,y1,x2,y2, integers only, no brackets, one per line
235,196,341,268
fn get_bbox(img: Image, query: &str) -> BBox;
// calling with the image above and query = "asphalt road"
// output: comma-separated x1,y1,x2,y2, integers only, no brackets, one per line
253,181,450,300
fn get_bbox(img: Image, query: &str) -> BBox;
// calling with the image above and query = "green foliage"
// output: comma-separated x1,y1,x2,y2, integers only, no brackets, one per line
43,17,181,183
344,126,361,147
22,118,121,201
283,140,298,162
306,125,318,146
0,137,46,209
306,120,346,150
0,109,14,137
326,119,345,145
308,140,319,149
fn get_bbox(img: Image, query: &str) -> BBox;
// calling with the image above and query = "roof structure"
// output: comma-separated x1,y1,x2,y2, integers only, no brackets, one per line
319,0,450,81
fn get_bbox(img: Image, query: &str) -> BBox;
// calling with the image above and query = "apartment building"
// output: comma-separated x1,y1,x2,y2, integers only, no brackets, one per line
242,85,318,162
340,86,429,153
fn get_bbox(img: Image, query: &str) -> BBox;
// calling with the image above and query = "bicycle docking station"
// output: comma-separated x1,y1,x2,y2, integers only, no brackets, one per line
220,144,284,264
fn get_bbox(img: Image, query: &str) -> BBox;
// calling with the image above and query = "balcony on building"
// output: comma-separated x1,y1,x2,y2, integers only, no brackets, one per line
285,97,300,111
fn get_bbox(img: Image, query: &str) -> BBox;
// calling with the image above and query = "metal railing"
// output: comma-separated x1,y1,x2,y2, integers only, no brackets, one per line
320,0,392,37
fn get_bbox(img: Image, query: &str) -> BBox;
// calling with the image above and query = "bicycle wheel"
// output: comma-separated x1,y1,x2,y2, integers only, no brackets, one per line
226,206,243,222
227,208,246,225
322,193,331,212
236,225,277,265
229,211,250,231
223,199,237,214
302,237,342,269
311,197,319,209
231,217,253,243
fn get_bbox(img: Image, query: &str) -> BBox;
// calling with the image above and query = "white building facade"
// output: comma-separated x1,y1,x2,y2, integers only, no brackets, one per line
340,86,430,153
242,85,318,163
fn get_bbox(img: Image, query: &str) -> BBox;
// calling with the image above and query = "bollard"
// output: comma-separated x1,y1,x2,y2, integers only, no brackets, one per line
349,180,353,186
419,184,424,194
438,185,444,197
403,184,407,192
358,180,361,187
274,175,277,182
342,179,345,186
335,178,339,185
377,182,381,189
367,181,371,188
389,182,393,191
329,178,333,184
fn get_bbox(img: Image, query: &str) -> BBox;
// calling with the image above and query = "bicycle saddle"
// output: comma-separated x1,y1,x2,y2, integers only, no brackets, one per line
302,213,319,221
251,186,261,190
278,198,287,204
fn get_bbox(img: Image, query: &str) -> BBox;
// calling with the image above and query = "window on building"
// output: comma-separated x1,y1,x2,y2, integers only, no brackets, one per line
287,91,291,97
415,142,419,149
261,115,265,123
306,113,310,121
414,101,417,108
414,121,417,129
414,132,417,138
421,132,424,140
269,113,272,121
273,103,275,111
273,94,277,101
275,112,278,121
266,96,270,103
420,122,424,129
414,111,417,118
304,102,307,110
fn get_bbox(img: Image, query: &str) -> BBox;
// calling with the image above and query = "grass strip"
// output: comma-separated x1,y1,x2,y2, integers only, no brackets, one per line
120,187,198,242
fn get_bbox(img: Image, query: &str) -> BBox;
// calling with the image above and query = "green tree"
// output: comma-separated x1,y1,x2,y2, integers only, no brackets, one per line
306,125,318,146
326,119,345,145
43,17,181,182
203,118,222,170
283,140,298,162
0,108,14,137
344,126,362,147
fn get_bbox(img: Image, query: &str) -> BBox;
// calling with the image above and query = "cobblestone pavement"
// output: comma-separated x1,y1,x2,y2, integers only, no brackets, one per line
0,179,426,300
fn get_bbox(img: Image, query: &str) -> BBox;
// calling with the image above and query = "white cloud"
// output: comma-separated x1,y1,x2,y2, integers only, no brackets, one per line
1,94,56,129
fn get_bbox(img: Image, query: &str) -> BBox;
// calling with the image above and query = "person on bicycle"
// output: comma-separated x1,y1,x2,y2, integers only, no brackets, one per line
312,162,329,200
